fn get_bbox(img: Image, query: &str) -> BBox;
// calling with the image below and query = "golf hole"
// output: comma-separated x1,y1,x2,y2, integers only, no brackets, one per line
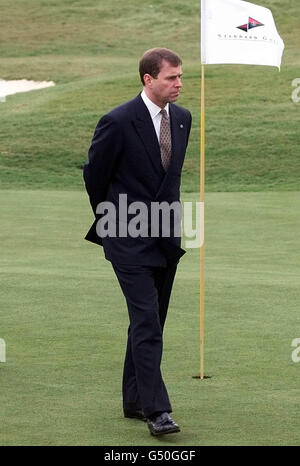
192,375,212,379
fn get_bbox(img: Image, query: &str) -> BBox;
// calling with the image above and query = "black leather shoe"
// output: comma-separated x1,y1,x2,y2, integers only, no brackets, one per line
147,412,180,436
124,409,146,421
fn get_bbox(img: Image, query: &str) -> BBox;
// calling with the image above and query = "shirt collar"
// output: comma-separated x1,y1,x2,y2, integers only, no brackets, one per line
141,90,169,119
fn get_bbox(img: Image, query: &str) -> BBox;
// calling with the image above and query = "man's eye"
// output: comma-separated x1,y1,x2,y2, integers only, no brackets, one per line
168,76,183,81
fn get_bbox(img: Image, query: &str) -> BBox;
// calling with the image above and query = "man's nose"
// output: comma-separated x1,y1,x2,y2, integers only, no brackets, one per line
176,77,182,88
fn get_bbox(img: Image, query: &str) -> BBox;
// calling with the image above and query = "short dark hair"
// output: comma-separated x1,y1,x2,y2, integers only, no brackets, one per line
139,48,182,85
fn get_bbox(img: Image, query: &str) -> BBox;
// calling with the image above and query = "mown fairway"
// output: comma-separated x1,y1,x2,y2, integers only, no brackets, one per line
0,0,300,446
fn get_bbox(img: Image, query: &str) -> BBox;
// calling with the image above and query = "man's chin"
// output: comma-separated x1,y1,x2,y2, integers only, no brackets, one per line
169,94,180,103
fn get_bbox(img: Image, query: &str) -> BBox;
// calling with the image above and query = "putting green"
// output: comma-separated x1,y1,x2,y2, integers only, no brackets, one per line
1,190,299,445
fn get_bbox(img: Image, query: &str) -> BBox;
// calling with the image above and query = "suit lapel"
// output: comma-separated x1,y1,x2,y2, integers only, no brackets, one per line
132,95,165,177
169,104,186,172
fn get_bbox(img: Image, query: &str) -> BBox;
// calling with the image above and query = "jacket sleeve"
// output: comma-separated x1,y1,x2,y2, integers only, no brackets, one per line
83,114,123,215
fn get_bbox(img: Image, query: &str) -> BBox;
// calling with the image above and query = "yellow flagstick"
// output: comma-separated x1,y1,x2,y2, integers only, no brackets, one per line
200,64,205,380
192,64,209,380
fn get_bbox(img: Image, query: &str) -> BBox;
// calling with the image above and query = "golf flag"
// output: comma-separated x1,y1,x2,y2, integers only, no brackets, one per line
201,0,284,68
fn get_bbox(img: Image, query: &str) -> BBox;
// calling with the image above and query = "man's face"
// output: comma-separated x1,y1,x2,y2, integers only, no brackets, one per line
144,60,183,108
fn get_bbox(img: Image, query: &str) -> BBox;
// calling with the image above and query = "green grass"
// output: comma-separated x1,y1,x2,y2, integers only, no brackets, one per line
1,190,300,445
0,0,299,447
0,0,299,192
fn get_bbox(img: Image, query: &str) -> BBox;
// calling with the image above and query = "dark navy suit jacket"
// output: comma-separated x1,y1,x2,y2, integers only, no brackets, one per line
83,93,192,266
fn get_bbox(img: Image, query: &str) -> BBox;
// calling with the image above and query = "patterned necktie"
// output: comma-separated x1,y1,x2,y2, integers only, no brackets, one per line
159,108,172,171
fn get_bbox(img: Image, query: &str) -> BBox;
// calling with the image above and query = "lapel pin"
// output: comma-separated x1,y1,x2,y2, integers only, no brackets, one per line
180,124,184,128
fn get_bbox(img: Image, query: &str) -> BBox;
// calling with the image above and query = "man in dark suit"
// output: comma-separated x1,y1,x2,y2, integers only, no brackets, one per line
83,48,192,436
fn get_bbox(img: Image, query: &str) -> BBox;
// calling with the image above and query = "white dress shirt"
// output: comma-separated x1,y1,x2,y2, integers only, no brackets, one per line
141,90,169,142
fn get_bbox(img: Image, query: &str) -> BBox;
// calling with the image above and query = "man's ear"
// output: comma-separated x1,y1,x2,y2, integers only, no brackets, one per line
143,74,152,87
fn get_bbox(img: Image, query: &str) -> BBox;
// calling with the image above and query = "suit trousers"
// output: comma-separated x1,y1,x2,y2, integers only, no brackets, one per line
112,262,177,418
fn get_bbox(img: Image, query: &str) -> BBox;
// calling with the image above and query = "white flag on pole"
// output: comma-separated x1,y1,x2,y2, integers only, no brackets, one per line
201,0,284,68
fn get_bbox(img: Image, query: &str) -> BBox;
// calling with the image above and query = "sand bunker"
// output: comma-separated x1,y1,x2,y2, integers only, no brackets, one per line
0,79,55,101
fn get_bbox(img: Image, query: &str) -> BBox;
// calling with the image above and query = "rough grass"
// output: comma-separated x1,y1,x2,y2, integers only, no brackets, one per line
0,0,299,192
